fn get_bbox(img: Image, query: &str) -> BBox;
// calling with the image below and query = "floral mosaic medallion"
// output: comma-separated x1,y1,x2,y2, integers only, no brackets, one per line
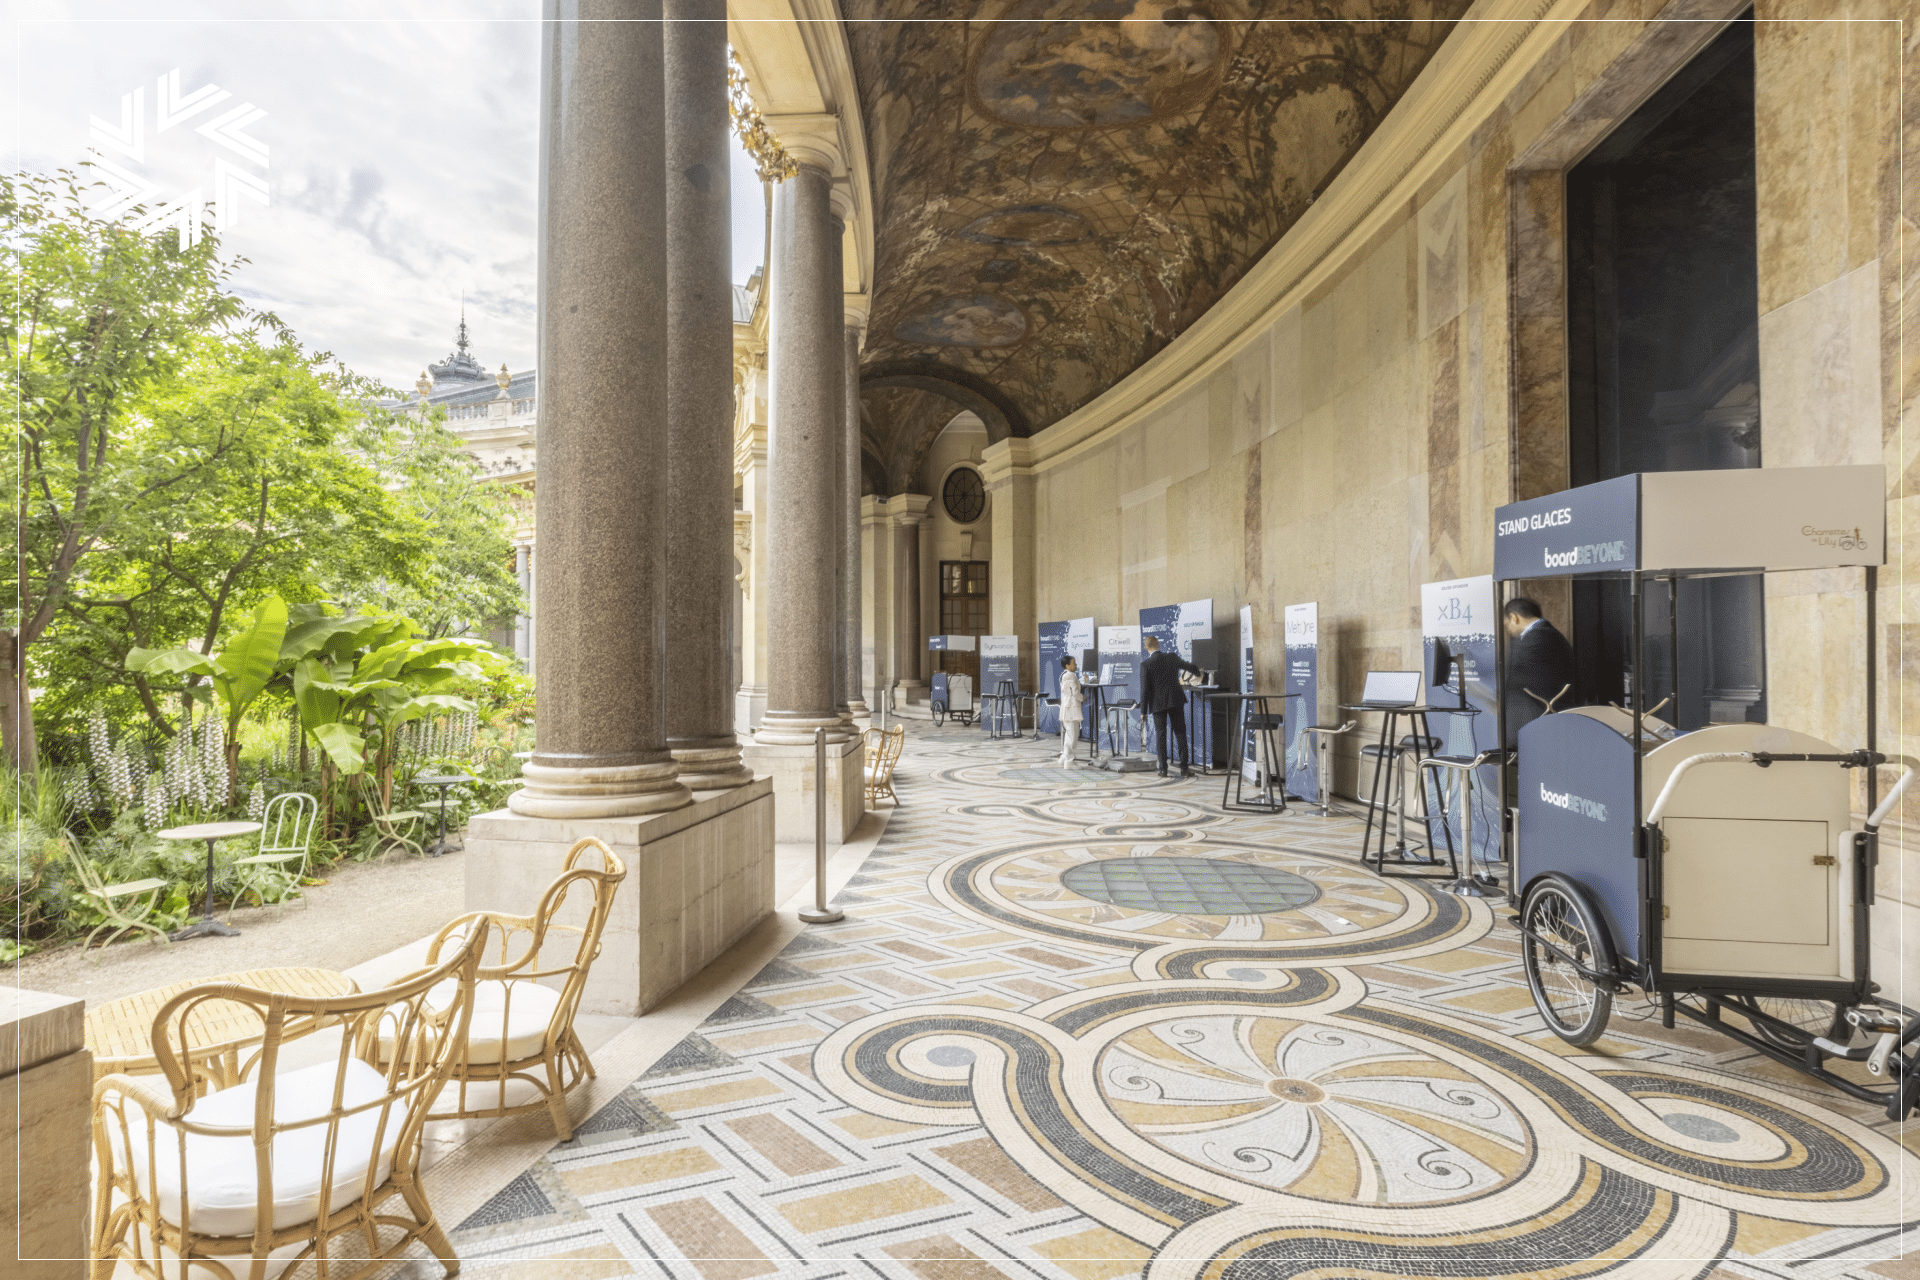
961,841,1410,945
1099,1015,1529,1204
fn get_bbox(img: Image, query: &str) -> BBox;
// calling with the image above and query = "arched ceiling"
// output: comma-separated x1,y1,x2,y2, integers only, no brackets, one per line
845,0,1475,459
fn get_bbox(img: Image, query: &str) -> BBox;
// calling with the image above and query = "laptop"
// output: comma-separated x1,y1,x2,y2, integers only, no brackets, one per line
1359,670,1422,708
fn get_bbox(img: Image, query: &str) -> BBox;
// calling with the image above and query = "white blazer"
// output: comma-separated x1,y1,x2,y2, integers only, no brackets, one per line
1058,669,1083,718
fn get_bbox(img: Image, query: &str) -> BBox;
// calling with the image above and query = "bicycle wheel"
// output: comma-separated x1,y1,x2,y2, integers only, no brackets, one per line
1737,996,1850,1051
1520,876,1615,1047
931,701,946,727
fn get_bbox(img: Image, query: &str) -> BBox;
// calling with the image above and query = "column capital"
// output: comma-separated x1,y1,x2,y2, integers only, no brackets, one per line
860,493,890,525
978,437,1034,489
734,419,768,473
765,112,844,176
886,492,933,525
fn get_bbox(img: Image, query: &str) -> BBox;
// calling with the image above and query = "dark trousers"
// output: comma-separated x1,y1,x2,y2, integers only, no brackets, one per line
1152,706,1190,771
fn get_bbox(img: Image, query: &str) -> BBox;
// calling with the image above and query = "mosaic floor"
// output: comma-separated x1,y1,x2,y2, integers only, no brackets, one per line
447,725,1919,1278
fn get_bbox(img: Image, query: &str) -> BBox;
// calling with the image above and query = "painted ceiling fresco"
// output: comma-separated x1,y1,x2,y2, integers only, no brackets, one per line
843,0,1474,488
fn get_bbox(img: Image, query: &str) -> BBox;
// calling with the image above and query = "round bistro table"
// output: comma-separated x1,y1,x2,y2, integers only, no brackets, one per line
84,965,359,1086
156,821,262,940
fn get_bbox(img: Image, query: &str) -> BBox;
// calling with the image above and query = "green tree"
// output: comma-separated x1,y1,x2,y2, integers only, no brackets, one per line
4,169,248,769
36,333,429,746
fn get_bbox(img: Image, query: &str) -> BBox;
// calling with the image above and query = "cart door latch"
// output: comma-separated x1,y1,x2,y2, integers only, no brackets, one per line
1812,855,1837,867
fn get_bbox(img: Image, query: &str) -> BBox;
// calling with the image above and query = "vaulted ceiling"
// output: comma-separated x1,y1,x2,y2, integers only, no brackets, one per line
843,0,1474,493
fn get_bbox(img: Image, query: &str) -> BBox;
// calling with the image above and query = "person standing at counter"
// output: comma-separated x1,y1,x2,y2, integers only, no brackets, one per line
1057,655,1085,768
1503,597,1576,743
1141,636,1203,778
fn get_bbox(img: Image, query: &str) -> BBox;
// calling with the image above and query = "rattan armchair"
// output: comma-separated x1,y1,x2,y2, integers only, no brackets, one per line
91,921,491,1280
864,725,906,808
412,837,626,1141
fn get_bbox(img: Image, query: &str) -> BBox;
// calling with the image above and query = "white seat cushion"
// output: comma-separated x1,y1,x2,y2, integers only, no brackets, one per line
379,979,561,1067
114,1057,401,1237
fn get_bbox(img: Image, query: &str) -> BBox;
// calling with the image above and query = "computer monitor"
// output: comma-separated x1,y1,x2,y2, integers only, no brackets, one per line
1081,648,1098,676
1360,670,1421,707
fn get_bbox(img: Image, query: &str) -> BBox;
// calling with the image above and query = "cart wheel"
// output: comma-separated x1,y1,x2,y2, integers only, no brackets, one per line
931,701,947,727
1520,876,1615,1048
1736,997,1851,1051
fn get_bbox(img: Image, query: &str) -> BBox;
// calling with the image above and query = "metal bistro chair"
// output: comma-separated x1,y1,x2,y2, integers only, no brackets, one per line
69,847,172,961
983,680,1019,740
229,791,319,920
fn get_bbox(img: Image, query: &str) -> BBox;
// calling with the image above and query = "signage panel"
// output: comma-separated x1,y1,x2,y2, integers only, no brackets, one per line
1097,624,1144,752
1283,602,1317,802
1421,576,1499,864
1493,474,1638,580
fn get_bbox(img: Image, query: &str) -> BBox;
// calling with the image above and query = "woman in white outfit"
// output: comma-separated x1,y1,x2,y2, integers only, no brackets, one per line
1057,655,1084,767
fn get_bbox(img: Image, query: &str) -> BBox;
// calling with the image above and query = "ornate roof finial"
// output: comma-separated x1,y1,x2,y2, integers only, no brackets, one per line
457,293,470,354
428,297,489,384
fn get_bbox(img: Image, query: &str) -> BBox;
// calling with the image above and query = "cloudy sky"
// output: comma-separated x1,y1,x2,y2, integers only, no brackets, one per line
5,0,768,390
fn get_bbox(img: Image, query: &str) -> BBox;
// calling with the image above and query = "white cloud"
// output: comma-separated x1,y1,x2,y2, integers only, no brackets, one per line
5,0,768,389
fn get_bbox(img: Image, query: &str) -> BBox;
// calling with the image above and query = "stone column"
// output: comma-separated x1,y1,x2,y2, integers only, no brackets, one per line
890,495,932,700
861,494,891,709
982,438,1037,712
512,0,688,819
663,0,751,789
841,315,868,720
754,160,854,748
513,542,531,663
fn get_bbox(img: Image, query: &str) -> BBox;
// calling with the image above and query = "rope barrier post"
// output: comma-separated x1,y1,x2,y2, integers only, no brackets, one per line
801,726,844,924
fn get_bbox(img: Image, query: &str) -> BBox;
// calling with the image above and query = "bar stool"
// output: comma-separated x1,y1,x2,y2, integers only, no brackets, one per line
1103,699,1140,757
1359,731,1443,869
1417,747,1510,897
983,680,1018,739
1015,690,1041,739
1305,720,1358,817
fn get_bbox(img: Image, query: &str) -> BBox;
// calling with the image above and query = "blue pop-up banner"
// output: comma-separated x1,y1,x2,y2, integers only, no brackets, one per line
1096,624,1144,752
1283,602,1318,800
1422,576,1500,865
1139,599,1213,763
1037,617,1095,737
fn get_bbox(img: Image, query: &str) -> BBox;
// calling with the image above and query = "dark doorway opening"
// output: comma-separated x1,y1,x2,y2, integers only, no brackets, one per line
1565,16,1764,730
937,560,988,682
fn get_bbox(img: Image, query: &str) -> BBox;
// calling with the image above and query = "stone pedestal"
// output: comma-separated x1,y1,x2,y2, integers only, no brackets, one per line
466,779,774,1016
2,986,89,1278
743,734,865,845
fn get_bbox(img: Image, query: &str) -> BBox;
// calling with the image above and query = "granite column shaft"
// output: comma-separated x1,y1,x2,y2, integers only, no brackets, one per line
663,0,751,788
513,0,689,818
756,161,853,745
841,323,867,718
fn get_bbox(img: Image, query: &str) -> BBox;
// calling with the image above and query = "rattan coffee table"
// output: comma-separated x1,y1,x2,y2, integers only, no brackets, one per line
85,965,358,1085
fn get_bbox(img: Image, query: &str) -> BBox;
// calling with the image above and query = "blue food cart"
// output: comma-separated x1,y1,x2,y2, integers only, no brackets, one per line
1494,465,1916,1120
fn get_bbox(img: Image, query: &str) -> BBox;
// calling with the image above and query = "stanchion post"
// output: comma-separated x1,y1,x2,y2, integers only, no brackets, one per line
800,726,844,924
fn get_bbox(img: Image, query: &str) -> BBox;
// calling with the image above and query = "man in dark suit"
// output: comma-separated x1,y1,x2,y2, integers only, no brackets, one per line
1140,636,1203,777
1503,597,1576,744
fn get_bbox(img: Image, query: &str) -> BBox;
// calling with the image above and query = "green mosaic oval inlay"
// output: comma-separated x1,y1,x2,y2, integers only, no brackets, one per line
1060,857,1321,915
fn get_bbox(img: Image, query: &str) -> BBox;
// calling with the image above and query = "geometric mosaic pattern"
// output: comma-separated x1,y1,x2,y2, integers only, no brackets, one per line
449,725,1920,1278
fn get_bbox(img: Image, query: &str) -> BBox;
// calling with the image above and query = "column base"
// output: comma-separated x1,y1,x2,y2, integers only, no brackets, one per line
670,740,756,789
465,778,774,1016
508,760,691,819
753,711,854,746
743,734,865,844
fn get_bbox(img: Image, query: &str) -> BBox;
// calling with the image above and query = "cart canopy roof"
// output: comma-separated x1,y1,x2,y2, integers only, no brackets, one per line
1493,465,1884,581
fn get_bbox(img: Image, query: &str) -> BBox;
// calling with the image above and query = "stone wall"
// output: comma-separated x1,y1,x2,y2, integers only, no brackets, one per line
1011,0,1917,993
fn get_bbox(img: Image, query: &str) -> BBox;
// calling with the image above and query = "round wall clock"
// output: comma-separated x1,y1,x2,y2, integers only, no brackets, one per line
943,466,985,524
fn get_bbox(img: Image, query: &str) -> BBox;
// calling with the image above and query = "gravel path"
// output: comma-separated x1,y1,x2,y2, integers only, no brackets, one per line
9,850,468,1005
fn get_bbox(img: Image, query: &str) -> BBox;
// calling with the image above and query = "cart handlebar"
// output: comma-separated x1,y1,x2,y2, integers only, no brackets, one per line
1646,753,1754,826
1648,750,1911,829
1867,765,1915,832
